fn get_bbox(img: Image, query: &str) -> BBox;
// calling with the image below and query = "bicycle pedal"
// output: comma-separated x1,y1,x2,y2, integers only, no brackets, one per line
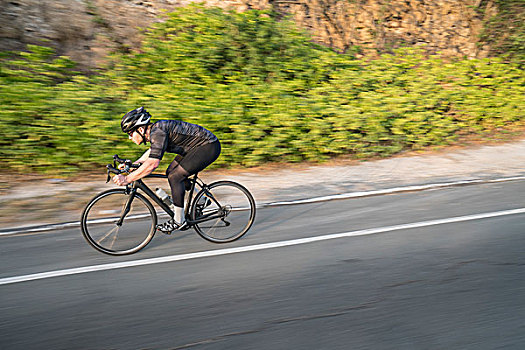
156,224,173,235
157,221,189,234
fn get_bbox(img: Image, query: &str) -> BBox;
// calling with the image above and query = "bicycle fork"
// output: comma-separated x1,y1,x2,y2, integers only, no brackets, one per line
116,187,136,226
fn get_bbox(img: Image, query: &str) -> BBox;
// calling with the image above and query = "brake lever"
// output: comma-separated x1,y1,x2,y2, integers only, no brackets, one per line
106,164,120,183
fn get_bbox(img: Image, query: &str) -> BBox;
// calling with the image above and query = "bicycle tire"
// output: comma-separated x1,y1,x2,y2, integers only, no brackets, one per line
190,181,256,243
81,189,157,255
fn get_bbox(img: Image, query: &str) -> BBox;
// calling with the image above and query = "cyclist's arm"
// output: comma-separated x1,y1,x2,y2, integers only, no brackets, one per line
126,157,160,182
117,149,151,172
135,149,151,165
113,157,160,186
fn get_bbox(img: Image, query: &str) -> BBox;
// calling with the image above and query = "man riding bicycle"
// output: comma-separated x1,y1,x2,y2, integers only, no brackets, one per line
113,106,221,233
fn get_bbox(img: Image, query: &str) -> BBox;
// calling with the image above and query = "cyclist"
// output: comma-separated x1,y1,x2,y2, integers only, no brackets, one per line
113,106,221,233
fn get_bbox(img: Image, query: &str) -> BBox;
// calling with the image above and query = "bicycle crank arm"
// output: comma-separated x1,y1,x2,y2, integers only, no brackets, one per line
187,213,223,225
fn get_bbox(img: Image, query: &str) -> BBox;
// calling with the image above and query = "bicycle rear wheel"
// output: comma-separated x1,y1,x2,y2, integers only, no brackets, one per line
190,181,256,243
81,189,157,255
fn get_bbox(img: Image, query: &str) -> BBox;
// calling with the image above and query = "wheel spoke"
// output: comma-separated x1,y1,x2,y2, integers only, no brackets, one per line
96,225,119,245
109,226,119,249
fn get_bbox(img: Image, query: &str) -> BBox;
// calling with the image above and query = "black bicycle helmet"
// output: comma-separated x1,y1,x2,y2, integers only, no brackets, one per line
121,106,151,134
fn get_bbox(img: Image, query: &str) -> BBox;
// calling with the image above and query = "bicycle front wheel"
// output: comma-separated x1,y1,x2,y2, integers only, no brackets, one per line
81,189,157,255
190,181,256,243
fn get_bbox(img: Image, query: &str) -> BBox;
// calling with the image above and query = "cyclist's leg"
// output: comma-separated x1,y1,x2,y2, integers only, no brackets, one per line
166,157,190,225
165,141,221,229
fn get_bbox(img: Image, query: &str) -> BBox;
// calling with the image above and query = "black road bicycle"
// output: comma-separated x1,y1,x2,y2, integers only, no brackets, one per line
81,155,256,255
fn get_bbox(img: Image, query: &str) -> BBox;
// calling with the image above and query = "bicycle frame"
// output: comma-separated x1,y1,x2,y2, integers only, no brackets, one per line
116,173,224,227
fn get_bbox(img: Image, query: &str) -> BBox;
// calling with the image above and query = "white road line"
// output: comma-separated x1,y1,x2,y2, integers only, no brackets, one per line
1,207,525,286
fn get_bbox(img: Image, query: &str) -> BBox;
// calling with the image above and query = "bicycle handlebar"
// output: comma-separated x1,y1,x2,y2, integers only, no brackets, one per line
106,154,168,183
105,154,140,182
106,164,120,174
112,154,140,168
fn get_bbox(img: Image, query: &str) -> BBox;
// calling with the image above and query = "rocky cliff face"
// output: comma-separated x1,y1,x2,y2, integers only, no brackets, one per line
0,0,497,68
273,0,497,58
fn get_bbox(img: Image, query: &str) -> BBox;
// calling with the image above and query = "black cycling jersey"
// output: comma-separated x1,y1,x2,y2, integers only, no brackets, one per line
149,120,218,160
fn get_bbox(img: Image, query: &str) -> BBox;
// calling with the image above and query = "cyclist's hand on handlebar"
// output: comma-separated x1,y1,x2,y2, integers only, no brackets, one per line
117,162,140,172
113,174,130,186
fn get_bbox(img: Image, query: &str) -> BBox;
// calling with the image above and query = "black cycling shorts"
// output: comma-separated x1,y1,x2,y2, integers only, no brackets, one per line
177,140,221,175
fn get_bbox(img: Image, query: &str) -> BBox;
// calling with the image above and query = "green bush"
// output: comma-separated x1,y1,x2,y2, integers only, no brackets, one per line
0,5,523,175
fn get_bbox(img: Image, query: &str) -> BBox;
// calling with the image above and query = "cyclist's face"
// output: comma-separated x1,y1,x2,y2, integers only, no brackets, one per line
128,129,141,145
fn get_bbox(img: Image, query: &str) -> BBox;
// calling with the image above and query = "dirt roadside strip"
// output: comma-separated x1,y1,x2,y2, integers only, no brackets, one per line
1,139,525,235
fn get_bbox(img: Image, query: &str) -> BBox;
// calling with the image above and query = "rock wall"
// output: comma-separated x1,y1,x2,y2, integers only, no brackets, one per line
273,0,497,58
0,0,497,68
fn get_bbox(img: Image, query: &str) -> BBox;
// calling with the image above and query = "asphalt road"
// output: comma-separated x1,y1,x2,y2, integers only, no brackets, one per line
1,180,525,349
